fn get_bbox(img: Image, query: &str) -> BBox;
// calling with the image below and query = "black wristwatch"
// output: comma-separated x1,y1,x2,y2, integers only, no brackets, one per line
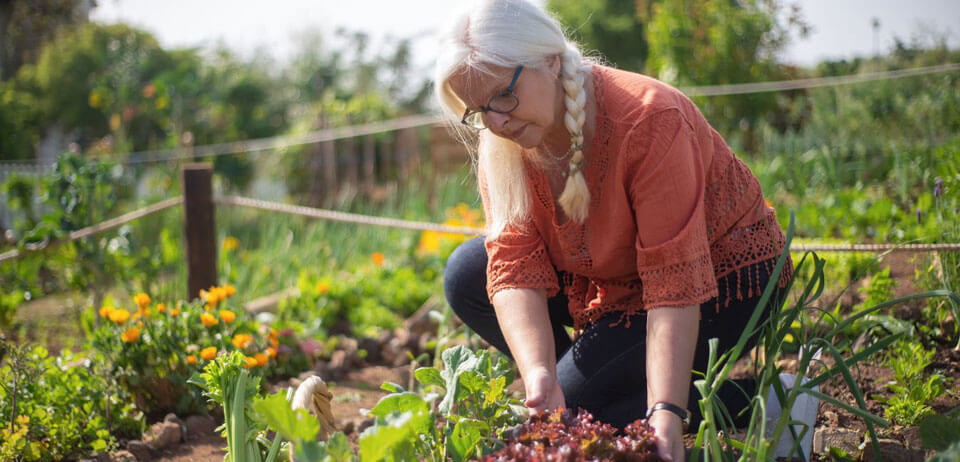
645,402,691,430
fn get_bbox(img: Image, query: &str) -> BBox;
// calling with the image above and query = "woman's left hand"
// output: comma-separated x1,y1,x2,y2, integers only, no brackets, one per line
649,411,685,462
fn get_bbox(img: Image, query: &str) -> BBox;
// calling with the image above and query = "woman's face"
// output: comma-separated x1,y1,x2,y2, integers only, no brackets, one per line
448,58,563,149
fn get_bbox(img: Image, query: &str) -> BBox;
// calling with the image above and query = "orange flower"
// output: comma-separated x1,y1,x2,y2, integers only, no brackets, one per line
108,308,131,324
765,198,775,210
315,281,330,294
133,292,151,309
99,306,115,318
371,252,385,266
186,355,197,365
243,356,259,369
254,353,269,367
121,327,140,343
266,346,277,358
156,303,166,313
232,333,253,349
219,309,236,324
201,313,218,328
223,284,236,297
170,308,181,317
200,346,217,360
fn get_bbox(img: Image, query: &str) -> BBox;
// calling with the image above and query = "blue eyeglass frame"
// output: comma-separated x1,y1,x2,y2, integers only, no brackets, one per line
461,65,524,128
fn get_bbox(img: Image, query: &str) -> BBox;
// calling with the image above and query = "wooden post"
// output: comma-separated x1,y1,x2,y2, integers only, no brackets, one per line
182,164,217,301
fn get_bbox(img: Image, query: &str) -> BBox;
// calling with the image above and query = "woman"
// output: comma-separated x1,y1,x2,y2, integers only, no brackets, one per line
435,1,793,460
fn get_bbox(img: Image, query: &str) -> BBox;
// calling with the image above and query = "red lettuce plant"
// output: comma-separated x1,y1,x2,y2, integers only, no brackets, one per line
485,408,662,461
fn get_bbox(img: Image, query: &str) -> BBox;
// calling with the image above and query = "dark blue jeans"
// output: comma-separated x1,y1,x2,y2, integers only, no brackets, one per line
443,236,785,429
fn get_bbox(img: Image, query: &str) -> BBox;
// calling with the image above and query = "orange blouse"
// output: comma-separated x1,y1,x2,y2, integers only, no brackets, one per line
481,65,793,330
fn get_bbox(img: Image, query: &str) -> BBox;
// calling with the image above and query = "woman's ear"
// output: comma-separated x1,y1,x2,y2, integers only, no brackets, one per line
549,54,561,76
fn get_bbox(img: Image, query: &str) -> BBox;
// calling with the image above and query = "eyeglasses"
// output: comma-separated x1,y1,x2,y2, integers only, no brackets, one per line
461,65,524,130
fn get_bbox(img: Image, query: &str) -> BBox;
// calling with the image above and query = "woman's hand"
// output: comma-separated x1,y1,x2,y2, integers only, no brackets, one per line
649,411,685,461
522,366,565,413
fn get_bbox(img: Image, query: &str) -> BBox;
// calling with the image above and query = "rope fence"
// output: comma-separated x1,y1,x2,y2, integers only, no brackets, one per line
0,196,183,264
4,193,958,270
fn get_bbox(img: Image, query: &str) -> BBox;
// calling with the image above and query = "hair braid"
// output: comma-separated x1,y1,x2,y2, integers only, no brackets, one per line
557,47,590,223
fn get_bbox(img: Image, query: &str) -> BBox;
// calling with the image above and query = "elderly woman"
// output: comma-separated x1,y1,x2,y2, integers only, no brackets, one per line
435,0,793,459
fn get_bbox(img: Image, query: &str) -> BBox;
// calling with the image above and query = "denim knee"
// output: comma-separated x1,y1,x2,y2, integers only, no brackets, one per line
443,236,488,316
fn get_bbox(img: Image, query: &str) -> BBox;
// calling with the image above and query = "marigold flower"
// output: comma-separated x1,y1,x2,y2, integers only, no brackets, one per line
99,306,115,318
266,346,277,358
223,284,236,297
254,353,269,367
109,308,131,324
219,309,236,324
186,355,197,365
170,308,181,317
201,313,219,328
243,356,259,369
200,346,217,360
232,333,253,349
765,198,775,210
156,303,166,313
133,292,151,309
121,327,140,343
315,281,330,294
371,252,385,266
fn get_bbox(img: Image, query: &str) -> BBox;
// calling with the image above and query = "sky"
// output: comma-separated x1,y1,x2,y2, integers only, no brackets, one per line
90,0,960,71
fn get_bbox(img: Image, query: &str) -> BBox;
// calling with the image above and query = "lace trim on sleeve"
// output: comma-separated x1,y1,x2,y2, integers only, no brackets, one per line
486,245,560,300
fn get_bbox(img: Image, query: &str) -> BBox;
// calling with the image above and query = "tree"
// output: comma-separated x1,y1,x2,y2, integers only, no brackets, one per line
645,0,807,153
0,0,92,81
547,0,652,71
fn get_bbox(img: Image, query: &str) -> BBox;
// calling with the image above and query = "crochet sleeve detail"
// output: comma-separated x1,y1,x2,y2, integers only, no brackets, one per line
626,109,718,309
485,226,559,301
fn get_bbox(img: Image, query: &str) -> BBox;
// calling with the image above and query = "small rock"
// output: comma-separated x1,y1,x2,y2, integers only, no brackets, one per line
813,427,861,456
163,413,183,426
144,421,181,450
126,440,152,461
110,450,137,462
860,438,924,462
339,337,359,356
329,350,349,376
184,414,218,439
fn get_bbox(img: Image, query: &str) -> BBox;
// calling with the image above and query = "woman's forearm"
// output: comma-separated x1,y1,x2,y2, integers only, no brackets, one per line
491,288,556,377
646,305,700,412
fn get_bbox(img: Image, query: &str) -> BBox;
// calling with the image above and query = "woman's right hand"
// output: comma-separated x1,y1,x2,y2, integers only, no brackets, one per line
522,367,565,413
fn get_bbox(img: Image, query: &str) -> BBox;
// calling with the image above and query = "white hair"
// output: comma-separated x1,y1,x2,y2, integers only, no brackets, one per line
434,0,591,238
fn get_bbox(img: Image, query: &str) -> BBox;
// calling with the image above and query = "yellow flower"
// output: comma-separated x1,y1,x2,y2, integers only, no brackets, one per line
201,313,219,328
223,284,236,297
133,292,151,309
170,308,181,317
315,281,330,294
222,236,239,252
784,333,795,344
88,91,101,108
200,346,217,360
254,353,269,367
121,327,140,343
109,308,131,324
243,356,259,369
371,252,385,267
186,355,197,365
99,306,115,318
156,303,166,313
266,346,277,358
232,333,253,349
219,309,236,324
417,230,441,254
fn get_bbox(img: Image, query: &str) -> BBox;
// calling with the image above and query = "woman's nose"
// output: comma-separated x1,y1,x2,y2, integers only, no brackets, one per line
484,112,511,132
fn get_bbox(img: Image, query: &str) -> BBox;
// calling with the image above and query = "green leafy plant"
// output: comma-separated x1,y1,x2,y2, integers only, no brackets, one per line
190,351,285,462
877,340,948,426
0,341,142,461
